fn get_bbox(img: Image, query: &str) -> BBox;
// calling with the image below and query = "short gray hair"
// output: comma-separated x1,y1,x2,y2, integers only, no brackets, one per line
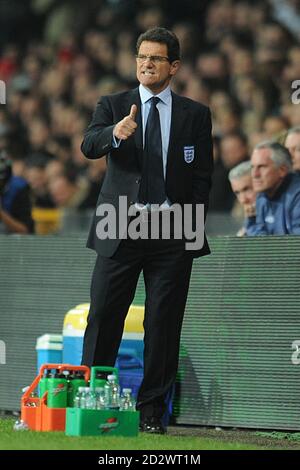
228,160,252,182
254,140,292,170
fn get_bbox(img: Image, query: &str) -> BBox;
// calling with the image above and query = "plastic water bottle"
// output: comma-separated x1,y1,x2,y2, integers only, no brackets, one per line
82,387,91,409
120,388,136,411
22,386,38,407
95,387,106,409
85,388,97,409
104,375,120,409
13,419,29,431
74,386,84,408
77,387,88,409
70,371,86,406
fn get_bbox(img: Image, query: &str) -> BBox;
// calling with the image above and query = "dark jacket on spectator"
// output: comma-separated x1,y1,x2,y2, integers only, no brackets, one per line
1,175,34,233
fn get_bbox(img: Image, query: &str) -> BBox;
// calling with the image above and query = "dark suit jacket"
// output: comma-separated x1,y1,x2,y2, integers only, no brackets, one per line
81,87,214,258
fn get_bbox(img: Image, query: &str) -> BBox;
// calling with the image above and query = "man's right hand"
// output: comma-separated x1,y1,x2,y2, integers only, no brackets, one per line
113,104,138,140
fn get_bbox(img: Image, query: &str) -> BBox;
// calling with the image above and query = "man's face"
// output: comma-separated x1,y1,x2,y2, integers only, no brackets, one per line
136,41,179,94
285,132,300,171
25,167,47,194
221,136,248,168
251,148,287,196
230,173,255,206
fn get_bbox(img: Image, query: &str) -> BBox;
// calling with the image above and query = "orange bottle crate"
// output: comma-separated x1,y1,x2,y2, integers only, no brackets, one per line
21,363,90,432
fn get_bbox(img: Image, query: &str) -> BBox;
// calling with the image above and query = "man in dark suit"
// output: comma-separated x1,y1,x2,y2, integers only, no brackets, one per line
81,27,213,433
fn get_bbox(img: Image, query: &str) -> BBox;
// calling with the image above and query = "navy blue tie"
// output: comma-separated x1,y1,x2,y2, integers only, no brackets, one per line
139,97,166,205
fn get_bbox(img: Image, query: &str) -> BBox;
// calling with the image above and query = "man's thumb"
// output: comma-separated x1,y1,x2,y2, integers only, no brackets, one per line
129,104,137,120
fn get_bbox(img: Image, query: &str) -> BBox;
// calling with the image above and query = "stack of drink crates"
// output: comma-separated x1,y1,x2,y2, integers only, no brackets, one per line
21,364,139,436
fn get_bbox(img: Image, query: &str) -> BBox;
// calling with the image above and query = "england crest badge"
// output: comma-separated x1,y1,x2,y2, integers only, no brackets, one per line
184,146,195,163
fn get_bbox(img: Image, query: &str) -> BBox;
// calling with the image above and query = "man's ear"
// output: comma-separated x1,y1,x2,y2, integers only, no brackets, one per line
278,165,289,178
170,60,180,76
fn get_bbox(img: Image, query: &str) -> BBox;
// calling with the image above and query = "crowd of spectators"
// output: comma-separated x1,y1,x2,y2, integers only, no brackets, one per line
0,0,300,234
229,139,300,236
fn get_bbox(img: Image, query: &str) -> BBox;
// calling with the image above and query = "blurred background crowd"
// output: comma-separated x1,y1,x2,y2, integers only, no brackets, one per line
0,0,300,235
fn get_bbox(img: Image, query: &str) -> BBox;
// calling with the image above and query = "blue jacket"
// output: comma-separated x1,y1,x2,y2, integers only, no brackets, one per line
2,175,28,213
1,175,34,233
246,173,300,236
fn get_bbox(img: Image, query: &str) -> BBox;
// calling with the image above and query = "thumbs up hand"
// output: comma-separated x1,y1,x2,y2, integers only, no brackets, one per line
113,105,138,140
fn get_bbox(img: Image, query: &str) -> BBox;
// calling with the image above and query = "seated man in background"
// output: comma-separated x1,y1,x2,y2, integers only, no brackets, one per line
246,141,300,236
228,161,256,236
285,126,300,174
0,151,34,234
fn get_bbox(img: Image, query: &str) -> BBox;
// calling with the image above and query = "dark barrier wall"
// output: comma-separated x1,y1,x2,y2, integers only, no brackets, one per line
0,235,300,430
176,236,300,430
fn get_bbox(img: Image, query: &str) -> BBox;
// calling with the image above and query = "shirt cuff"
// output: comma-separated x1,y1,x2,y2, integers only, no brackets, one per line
112,134,121,148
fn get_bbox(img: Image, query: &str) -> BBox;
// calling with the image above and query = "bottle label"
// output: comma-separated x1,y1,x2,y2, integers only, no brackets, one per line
52,384,67,395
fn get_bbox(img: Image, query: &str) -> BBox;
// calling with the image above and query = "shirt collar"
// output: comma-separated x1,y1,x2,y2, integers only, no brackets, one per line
139,84,171,106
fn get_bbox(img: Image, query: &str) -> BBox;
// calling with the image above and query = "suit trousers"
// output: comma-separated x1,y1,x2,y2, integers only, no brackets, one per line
81,224,193,419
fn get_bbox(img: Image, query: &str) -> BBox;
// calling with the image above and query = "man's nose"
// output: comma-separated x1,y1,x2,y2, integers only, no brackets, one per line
144,58,154,66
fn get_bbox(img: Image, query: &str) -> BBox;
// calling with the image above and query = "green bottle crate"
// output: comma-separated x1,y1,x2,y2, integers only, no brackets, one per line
65,408,140,437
